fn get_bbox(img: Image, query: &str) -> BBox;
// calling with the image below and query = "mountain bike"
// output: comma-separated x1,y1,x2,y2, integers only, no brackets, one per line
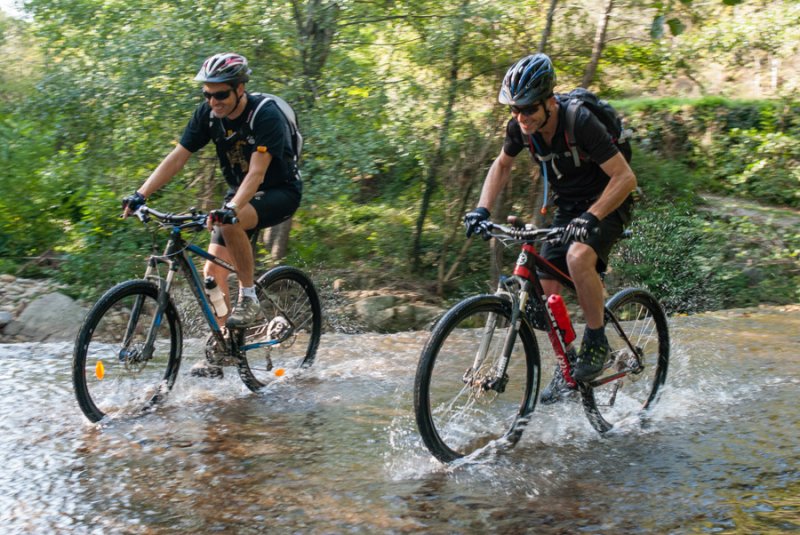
72,205,322,423
413,217,669,462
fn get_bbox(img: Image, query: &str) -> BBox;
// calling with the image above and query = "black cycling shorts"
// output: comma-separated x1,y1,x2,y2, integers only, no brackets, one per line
538,195,633,279
210,180,302,247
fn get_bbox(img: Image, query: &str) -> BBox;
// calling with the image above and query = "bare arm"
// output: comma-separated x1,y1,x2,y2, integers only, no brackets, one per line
138,144,193,198
230,150,272,208
589,152,637,220
477,149,516,211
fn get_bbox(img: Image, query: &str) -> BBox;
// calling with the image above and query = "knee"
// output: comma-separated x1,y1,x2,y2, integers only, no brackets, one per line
205,262,225,280
566,243,596,273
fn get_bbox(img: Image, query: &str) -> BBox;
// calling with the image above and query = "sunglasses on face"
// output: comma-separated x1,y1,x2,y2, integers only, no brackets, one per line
202,89,233,101
510,104,541,116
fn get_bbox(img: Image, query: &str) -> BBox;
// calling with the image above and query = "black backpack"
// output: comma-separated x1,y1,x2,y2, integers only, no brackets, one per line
558,88,632,166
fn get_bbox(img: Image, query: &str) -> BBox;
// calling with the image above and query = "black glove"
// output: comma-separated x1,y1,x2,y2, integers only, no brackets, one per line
464,207,490,238
562,212,599,243
209,208,238,225
121,191,146,212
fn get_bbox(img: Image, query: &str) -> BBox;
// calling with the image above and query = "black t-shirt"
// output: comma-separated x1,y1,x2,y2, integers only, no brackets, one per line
502,99,619,205
180,93,296,191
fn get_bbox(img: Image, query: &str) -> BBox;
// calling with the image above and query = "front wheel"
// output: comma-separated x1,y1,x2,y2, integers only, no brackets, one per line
580,288,670,433
72,280,183,422
236,266,322,391
414,295,541,463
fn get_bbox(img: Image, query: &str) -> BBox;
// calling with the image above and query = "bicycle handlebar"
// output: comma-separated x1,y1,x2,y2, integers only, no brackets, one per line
134,206,208,231
475,217,633,243
475,219,563,243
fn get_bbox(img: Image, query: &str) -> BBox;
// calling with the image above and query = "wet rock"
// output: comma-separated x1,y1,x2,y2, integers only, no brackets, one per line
0,276,87,342
0,311,11,329
10,292,86,342
344,292,444,332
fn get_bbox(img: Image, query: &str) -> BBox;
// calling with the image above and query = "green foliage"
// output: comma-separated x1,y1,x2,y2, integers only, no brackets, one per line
621,98,800,208
2,0,797,316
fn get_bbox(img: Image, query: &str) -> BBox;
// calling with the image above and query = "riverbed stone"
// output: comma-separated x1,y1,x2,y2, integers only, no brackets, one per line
0,311,11,329
346,293,443,332
15,292,86,342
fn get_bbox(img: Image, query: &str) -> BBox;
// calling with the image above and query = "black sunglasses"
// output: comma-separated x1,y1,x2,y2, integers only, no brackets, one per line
203,89,233,101
510,104,541,116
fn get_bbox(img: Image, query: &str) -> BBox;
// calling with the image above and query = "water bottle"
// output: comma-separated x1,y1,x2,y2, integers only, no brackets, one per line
547,294,576,345
204,276,228,317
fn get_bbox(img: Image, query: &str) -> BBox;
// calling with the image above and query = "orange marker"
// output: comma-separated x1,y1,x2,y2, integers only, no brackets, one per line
274,368,285,377
95,361,105,380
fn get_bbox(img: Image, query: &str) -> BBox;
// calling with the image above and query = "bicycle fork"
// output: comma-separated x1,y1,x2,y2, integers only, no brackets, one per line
120,259,176,365
464,280,529,394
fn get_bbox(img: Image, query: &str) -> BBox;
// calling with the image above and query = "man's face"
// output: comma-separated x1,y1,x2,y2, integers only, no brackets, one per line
510,101,548,135
202,82,241,118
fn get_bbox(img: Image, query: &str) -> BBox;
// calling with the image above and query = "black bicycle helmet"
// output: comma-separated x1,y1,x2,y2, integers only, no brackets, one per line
194,53,251,84
498,54,556,107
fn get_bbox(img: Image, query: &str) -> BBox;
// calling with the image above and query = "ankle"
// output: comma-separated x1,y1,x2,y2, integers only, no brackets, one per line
584,326,605,343
239,286,259,303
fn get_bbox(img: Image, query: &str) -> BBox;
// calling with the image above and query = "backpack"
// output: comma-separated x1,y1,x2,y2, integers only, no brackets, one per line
557,88,632,167
209,92,303,164
526,88,632,213
250,93,303,163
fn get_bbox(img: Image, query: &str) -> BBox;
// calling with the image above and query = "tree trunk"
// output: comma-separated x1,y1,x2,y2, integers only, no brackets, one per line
538,0,559,53
262,218,293,261
581,0,614,88
253,1,338,260
411,0,471,272
291,0,340,108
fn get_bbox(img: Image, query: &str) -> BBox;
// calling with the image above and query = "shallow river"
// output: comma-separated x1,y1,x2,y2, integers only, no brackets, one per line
1,307,798,534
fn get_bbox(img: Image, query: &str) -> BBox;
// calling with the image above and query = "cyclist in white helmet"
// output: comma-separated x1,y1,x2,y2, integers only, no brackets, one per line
123,52,302,377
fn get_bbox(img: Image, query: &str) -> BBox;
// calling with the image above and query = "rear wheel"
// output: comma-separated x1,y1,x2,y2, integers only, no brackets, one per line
414,295,541,463
580,288,669,433
72,280,182,422
236,266,322,391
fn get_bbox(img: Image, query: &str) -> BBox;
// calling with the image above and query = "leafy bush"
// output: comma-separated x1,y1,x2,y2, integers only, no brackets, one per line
623,98,800,209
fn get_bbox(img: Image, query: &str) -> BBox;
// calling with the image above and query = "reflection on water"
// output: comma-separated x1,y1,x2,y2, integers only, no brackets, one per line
0,307,798,533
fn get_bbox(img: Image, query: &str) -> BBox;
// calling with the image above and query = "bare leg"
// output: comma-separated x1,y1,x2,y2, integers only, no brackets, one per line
216,202,260,289
540,279,562,298
566,242,605,329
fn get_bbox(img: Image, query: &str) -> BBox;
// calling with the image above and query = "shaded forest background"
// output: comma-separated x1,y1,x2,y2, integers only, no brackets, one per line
0,0,798,314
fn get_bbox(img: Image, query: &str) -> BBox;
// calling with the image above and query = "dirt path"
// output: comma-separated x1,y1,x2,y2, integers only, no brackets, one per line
700,194,800,229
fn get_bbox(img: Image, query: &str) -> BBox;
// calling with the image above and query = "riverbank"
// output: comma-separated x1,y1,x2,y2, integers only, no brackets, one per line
0,273,447,343
2,271,798,344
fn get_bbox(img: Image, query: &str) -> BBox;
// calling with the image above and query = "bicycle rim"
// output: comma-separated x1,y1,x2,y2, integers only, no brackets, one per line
72,280,182,422
582,288,670,433
414,295,540,462
237,266,322,391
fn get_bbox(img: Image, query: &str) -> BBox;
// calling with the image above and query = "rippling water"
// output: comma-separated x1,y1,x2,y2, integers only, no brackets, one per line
0,307,798,533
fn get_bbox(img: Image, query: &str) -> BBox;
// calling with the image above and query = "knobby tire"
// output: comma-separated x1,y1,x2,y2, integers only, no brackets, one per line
236,266,322,391
72,279,183,422
580,288,670,433
414,295,541,463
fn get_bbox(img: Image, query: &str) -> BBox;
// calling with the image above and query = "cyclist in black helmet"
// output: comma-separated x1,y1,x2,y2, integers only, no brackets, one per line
122,52,302,377
464,53,637,403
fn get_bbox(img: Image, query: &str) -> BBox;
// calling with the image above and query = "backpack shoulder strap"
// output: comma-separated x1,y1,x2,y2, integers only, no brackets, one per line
564,99,582,167
248,93,272,132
